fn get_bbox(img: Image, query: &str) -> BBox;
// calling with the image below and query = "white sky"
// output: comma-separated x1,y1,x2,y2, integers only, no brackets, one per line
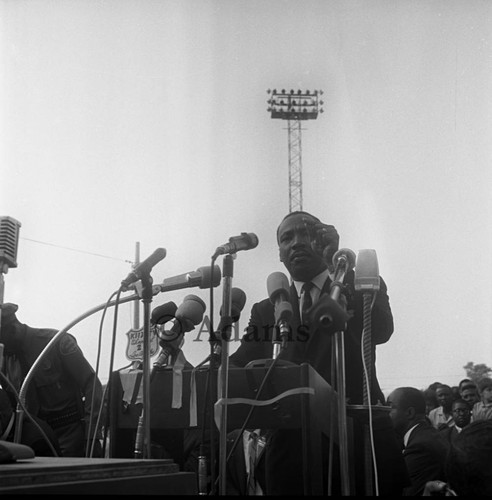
1,0,491,395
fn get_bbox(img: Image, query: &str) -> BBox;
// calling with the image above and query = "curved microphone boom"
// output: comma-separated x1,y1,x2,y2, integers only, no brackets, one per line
267,271,293,355
212,232,259,259
121,248,167,289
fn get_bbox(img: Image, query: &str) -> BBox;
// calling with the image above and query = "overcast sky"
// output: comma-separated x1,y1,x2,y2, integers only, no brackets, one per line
1,0,491,395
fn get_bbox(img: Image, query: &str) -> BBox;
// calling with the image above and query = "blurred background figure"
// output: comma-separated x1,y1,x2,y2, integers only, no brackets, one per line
459,381,480,412
428,384,455,430
387,386,449,497
439,398,472,445
422,388,438,417
0,302,103,457
471,378,492,422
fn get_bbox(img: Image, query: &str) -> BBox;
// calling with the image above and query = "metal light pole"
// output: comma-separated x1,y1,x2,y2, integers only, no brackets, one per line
267,89,323,212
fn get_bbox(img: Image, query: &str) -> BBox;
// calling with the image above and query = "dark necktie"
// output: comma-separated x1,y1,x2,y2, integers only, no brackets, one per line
301,282,314,324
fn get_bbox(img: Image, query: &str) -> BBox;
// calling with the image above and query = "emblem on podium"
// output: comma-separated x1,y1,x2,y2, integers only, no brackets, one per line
125,325,160,361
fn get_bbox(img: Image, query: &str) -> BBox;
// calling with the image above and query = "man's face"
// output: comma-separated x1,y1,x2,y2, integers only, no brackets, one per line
461,387,479,408
387,390,408,437
482,387,492,404
435,387,453,411
452,401,471,428
277,213,327,281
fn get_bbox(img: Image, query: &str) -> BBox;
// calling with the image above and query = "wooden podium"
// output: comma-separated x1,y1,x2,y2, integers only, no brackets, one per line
110,362,338,495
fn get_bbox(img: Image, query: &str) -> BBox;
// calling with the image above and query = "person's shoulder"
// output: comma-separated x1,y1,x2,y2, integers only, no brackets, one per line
428,406,439,417
58,332,80,356
27,326,58,340
251,297,273,311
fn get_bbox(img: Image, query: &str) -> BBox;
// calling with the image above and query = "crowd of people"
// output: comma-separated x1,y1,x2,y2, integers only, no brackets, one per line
1,209,491,497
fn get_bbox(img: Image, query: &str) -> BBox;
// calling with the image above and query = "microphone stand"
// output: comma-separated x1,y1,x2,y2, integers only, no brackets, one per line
218,254,234,496
330,260,352,497
134,272,154,460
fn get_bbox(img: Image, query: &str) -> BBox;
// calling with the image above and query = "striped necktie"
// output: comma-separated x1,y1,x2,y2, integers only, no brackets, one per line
301,282,314,324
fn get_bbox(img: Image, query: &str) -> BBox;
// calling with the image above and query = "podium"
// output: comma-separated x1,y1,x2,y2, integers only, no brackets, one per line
110,362,338,495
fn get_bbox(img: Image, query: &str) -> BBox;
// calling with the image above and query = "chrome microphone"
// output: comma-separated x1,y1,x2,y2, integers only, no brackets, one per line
354,249,380,292
0,216,21,269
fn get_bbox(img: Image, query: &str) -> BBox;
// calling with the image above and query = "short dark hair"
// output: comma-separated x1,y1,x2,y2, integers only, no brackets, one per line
396,387,426,414
276,211,321,243
478,378,492,393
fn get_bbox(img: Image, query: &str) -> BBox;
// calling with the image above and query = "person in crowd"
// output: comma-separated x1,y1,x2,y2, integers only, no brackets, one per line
471,377,492,422
0,302,103,457
439,398,472,445
428,384,455,430
457,378,471,390
423,420,492,496
386,386,449,496
228,210,408,496
422,388,438,416
458,381,480,412
450,386,460,401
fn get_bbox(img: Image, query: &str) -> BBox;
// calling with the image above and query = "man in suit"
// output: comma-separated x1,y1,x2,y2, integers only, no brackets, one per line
229,211,407,496
439,398,472,444
387,386,450,496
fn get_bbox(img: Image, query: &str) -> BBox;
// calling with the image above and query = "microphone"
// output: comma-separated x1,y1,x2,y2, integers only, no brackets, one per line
354,249,380,292
308,249,354,334
0,216,22,269
215,287,247,343
121,248,167,289
332,248,356,276
219,287,246,322
156,265,221,293
151,301,178,325
267,271,293,348
153,294,206,367
212,232,259,259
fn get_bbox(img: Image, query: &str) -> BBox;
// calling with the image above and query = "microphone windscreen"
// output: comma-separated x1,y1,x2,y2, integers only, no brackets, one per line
178,295,206,326
267,271,290,303
220,287,247,320
245,232,259,249
151,301,178,325
197,265,222,288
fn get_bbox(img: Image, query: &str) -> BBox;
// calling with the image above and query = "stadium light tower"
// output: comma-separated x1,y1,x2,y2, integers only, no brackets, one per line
267,88,324,212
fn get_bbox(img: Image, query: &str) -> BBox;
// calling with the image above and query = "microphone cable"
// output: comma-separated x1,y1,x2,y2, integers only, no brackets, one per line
360,291,380,496
0,370,60,457
87,288,120,458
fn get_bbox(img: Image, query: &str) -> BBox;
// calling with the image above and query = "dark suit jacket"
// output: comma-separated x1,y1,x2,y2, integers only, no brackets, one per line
402,420,450,496
230,269,394,405
228,270,403,495
439,424,462,445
